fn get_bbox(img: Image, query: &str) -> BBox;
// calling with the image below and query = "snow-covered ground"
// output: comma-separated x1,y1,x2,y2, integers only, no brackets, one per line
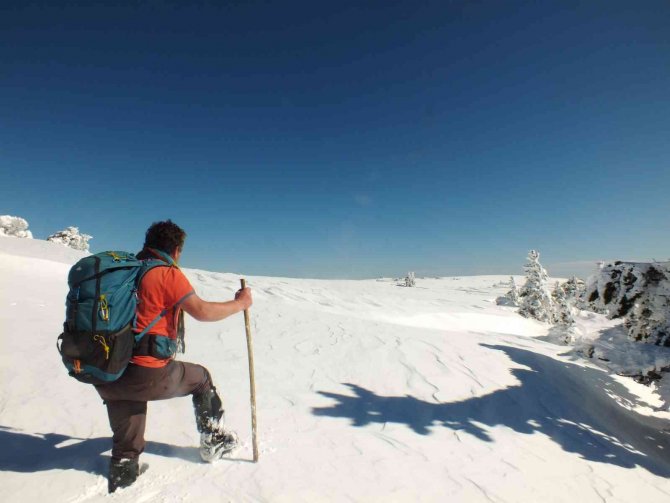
1,237,670,502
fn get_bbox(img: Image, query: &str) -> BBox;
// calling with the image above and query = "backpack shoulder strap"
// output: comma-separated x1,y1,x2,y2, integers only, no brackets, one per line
145,248,178,267
132,258,192,344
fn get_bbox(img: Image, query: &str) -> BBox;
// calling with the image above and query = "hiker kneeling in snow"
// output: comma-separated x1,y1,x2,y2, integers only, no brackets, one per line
95,220,252,492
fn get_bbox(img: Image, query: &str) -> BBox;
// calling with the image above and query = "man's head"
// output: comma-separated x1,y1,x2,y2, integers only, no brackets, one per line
143,220,187,258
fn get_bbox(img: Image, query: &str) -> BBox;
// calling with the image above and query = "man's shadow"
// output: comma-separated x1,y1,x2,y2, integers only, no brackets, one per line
0,427,201,476
313,344,670,477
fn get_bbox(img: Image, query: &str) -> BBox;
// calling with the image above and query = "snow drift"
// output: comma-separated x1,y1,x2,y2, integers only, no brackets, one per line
1,238,670,502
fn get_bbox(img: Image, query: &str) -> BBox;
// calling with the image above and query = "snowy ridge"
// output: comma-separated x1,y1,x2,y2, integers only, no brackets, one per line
1,239,670,502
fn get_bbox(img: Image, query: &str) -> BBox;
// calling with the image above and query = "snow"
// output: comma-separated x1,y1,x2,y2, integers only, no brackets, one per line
1,239,670,502
0,232,89,263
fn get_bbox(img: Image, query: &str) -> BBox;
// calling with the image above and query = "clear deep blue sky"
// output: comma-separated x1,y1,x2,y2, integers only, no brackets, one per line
2,1,669,279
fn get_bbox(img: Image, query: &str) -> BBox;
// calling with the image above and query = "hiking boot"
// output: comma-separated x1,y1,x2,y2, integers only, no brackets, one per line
199,429,239,462
108,458,139,493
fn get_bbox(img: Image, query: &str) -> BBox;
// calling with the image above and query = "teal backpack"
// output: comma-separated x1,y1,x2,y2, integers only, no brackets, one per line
57,250,185,385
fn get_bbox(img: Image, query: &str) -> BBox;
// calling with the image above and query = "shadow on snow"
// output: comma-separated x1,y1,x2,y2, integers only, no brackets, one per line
0,427,201,476
312,344,670,476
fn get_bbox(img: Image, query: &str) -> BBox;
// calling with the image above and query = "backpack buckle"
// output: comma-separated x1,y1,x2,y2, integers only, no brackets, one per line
99,295,110,322
107,252,124,262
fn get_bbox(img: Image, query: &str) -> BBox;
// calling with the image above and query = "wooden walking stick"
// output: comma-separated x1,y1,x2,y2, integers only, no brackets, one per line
240,279,259,462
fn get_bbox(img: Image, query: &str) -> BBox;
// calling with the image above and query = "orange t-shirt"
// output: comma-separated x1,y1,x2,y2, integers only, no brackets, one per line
130,265,195,368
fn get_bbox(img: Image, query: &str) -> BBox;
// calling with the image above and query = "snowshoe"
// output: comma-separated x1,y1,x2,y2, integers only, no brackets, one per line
199,430,239,462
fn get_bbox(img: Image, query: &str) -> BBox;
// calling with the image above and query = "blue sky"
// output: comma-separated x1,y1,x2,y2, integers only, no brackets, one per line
2,1,669,279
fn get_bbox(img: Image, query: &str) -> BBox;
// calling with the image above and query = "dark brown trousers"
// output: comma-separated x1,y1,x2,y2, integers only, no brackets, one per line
96,361,213,461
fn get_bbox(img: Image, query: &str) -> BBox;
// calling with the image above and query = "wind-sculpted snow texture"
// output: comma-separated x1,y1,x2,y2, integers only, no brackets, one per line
1,239,670,502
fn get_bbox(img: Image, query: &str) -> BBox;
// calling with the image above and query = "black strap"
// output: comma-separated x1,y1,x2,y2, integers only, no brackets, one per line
56,333,64,356
92,256,101,334
177,309,185,353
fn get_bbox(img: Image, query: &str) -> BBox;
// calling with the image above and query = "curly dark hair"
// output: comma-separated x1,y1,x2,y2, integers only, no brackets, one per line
141,220,187,255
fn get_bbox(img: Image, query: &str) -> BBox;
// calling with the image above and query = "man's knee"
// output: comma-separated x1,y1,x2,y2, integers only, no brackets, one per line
181,362,214,395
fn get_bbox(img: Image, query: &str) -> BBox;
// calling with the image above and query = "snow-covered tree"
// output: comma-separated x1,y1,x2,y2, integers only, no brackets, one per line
552,281,575,326
518,250,555,323
47,226,92,251
506,276,520,305
404,272,416,287
561,276,587,309
496,276,520,306
0,215,33,238
586,261,670,346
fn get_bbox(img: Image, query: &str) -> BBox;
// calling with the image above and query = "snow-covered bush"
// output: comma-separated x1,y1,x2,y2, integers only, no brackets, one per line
47,226,93,251
405,272,416,288
586,261,670,346
496,276,520,306
0,215,33,238
518,250,555,323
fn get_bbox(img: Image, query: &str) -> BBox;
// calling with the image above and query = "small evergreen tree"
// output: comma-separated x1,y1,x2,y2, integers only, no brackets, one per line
561,276,587,309
552,281,575,325
518,250,555,323
405,272,416,287
506,276,520,305
47,226,92,251
496,276,520,306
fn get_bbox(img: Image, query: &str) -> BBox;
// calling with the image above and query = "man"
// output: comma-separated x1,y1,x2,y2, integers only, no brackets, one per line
95,220,252,493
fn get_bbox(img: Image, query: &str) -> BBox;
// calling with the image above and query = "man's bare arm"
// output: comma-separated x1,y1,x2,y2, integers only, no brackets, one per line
181,287,252,322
